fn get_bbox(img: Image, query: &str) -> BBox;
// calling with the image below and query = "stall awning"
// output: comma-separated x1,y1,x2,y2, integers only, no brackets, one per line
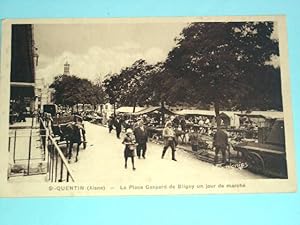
116,106,145,114
236,111,283,119
132,106,176,116
174,109,215,116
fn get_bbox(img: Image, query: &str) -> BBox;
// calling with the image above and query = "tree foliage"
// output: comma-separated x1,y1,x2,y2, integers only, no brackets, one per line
50,74,106,107
118,60,159,109
164,22,281,125
102,73,122,105
103,60,161,112
102,22,282,125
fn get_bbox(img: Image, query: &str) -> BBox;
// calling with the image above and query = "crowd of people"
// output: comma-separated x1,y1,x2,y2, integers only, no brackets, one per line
41,107,261,170
106,114,230,170
37,106,258,169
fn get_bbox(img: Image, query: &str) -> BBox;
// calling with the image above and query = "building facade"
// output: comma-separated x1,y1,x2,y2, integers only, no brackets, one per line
35,78,54,111
10,24,38,115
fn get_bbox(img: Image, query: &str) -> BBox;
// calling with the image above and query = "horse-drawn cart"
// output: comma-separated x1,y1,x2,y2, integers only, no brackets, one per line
49,114,87,162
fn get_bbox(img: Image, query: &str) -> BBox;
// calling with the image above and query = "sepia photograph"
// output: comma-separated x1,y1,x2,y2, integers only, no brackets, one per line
0,16,296,197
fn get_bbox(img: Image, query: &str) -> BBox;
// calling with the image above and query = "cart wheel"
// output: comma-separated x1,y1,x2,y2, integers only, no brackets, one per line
246,152,265,174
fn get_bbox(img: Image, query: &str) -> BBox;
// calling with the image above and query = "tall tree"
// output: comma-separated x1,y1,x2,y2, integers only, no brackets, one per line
103,73,123,116
50,75,82,107
92,77,107,110
117,59,156,112
165,22,280,127
50,74,106,111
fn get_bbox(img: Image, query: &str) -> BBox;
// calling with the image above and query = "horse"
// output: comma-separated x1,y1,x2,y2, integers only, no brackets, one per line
44,113,86,163
58,122,86,163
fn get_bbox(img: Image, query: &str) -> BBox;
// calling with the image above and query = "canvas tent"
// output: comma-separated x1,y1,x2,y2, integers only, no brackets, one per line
236,111,283,128
132,106,175,116
175,109,215,117
116,106,145,114
220,111,240,128
249,111,283,119
236,111,283,119
175,109,240,128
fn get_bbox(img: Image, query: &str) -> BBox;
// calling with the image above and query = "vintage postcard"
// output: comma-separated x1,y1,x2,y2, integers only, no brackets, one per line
0,16,296,197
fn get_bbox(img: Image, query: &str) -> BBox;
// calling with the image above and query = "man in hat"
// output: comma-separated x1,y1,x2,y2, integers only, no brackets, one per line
161,121,177,161
134,120,148,159
213,126,229,166
114,116,122,139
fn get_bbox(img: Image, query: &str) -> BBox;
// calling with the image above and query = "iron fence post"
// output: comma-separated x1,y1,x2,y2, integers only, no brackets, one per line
48,139,51,181
51,144,54,182
27,129,33,175
8,137,11,153
13,130,17,163
59,157,63,182
44,129,49,161
55,149,58,182
31,116,34,128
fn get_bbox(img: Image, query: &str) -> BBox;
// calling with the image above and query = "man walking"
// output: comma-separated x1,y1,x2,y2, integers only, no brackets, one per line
107,116,114,133
114,116,122,139
134,120,148,159
161,121,177,161
213,127,229,166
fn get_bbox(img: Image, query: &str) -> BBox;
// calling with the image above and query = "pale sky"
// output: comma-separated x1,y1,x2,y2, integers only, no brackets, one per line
34,21,279,85
34,23,188,84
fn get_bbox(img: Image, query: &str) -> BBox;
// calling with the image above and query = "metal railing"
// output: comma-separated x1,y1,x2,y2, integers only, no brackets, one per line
47,135,75,182
8,128,47,178
40,118,75,182
8,117,75,182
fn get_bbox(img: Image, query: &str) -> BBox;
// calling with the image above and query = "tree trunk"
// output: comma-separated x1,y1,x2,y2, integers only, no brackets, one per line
214,101,221,129
113,103,116,117
76,104,79,113
161,101,165,125
133,100,136,113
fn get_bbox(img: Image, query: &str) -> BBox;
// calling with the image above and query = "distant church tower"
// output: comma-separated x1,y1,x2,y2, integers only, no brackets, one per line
63,61,70,75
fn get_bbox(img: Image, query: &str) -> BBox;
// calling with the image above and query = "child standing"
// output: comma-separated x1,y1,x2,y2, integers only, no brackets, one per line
122,128,137,170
